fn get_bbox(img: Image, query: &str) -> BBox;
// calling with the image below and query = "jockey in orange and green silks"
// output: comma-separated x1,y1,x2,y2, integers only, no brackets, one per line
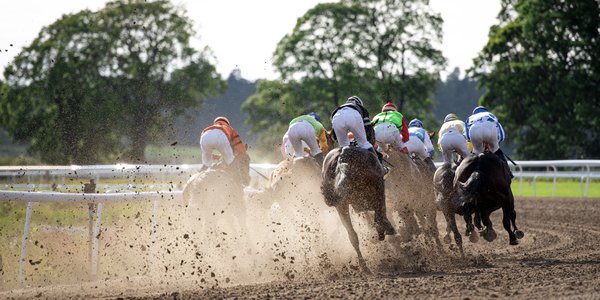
284,112,328,165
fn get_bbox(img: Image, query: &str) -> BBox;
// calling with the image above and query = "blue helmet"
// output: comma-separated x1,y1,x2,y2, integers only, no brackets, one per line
444,113,459,122
347,95,363,106
307,112,321,122
472,106,488,115
408,118,423,128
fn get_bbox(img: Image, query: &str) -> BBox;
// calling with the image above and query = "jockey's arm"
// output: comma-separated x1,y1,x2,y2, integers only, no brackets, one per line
317,129,329,152
400,117,410,143
423,133,435,157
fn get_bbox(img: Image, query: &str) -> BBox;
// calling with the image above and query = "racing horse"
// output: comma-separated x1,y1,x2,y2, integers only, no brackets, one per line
453,150,524,245
384,148,442,248
433,161,478,257
182,152,251,236
321,145,396,273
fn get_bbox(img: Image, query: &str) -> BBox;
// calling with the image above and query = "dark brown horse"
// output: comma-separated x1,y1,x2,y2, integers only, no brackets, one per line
453,152,524,245
321,145,396,273
433,161,478,257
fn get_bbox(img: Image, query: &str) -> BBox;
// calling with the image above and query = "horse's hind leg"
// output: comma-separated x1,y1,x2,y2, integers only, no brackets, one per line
508,193,524,240
464,213,478,243
481,211,497,242
374,201,396,240
418,209,443,250
502,206,518,245
398,208,420,242
444,211,464,257
336,205,371,274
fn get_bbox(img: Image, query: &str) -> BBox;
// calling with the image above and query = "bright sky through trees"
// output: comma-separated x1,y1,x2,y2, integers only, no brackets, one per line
0,0,500,81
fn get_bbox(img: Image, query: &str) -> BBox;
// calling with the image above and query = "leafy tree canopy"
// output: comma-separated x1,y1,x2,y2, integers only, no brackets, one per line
0,0,225,164
471,0,600,159
247,0,446,154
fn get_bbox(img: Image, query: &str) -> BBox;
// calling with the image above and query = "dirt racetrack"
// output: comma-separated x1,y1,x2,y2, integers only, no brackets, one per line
2,197,600,299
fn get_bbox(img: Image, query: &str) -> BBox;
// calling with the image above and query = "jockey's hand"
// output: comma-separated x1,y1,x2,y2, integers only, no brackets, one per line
402,147,409,154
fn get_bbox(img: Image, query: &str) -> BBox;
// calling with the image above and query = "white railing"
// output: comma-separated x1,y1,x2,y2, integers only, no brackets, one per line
0,163,276,286
0,160,598,286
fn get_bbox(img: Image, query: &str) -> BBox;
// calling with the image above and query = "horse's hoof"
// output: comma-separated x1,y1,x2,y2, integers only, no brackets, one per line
509,238,519,245
469,233,479,243
443,235,452,244
484,230,497,242
378,232,385,241
515,230,524,239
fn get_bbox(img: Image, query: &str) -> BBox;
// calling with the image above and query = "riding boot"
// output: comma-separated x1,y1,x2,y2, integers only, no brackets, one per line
494,148,514,180
313,152,325,167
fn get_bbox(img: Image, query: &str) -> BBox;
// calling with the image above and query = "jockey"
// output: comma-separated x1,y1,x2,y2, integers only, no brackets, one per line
283,112,329,166
405,118,435,160
331,96,384,166
466,106,512,178
438,113,472,165
200,116,247,168
371,102,409,153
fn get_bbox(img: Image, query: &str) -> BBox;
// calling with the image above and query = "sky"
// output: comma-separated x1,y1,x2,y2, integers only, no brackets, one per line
0,0,500,81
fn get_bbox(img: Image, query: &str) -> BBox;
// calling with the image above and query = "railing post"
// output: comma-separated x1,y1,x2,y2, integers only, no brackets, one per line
518,165,523,197
18,201,34,286
91,203,103,279
552,165,557,198
533,175,538,197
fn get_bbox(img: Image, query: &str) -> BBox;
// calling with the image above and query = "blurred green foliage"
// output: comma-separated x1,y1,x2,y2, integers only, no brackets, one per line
244,0,446,154
471,0,600,159
0,0,226,165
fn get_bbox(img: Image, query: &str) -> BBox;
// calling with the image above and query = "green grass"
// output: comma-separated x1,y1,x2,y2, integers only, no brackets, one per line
512,178,600,198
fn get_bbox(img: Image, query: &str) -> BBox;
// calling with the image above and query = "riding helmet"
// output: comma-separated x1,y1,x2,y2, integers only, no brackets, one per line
408,118,423,128
382,102,397,112
472,106,488,115
307,112,321,122
444,113,458,122
214,116,230,125
346,95,363,106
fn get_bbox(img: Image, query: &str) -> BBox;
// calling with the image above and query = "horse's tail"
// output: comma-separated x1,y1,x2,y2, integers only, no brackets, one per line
456,170,481,206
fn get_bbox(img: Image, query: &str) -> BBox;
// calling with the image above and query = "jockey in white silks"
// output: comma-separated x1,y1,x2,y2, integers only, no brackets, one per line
466,105,513,178
330,96,386,167
405,118,435,160
282,112,329,166
438,113,472,165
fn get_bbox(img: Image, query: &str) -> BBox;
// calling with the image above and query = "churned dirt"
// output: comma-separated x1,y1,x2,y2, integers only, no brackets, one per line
2,196,600,299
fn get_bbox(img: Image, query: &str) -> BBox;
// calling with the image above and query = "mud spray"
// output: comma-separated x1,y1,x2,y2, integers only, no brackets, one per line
1,161,461,297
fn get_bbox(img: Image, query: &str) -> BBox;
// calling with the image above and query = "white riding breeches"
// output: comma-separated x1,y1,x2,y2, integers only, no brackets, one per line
439,130,470,164
469,120,500,154
405,135,428,160
332,107,372,149
286,120,321,157
374,122,404,150
200,129,234,167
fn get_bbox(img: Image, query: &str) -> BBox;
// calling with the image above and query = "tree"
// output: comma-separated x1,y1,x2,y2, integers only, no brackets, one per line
471,0,600,159
0,0,225,164
434,67,483,121
247,0,446,153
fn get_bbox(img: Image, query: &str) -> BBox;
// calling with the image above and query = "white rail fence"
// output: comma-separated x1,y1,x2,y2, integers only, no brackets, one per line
0,160,598,286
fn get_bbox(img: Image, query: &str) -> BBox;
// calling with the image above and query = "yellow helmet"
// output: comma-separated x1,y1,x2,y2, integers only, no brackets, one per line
444,113,459,122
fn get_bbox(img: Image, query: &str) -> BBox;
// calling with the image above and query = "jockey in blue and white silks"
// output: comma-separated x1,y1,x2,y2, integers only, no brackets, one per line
405,118,435,160
466,106,505,155
466,106,513,179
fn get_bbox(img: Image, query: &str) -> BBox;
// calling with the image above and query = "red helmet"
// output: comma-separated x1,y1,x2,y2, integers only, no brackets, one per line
214,116,230,125
382,102,397,112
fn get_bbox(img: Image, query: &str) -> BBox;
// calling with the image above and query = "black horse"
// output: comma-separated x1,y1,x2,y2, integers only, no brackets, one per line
321,145,396,273
433,161,479,257
453,152,524,245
